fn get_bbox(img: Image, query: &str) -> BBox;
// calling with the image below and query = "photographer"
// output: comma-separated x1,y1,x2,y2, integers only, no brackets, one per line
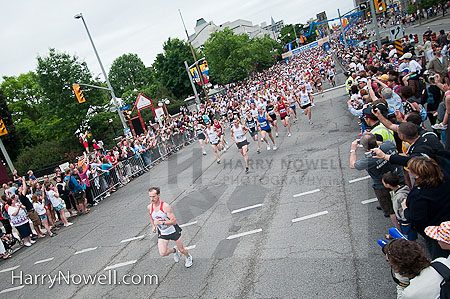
422,73,443,131
350,133,403,228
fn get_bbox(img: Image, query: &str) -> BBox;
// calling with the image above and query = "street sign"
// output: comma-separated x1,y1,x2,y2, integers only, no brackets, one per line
120,105,130,111
389,25,403,41
0,119,8,137
359,2,368,10
394,39,404,56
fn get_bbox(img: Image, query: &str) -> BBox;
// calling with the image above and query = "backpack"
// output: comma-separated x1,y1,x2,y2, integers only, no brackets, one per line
64,176,75,191
430,261,450,299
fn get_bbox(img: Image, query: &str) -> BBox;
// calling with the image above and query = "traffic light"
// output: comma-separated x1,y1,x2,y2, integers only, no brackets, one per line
72,84,86,103
0,118,8,137
374,0,386,13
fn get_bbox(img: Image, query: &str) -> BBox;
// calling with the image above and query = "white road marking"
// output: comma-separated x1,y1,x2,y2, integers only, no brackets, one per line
104,260,137,271
231,204,263,214
34,257,54,265
361,198,378,205
292,211,329,223
226,228,263,240
349,175,371,183
74,247,98,255
185,245,196,250
0,265,20,274
0,285,25,294
293,189,320,198
179,221,198,228
120,235,145,243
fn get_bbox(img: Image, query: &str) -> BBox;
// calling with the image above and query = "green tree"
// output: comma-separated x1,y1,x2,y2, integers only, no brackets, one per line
203,28,253,84
0,89,20,162
108,53,153,98
153,38,198,99
1,72,47,149
36,48,108,140
250,36,282,71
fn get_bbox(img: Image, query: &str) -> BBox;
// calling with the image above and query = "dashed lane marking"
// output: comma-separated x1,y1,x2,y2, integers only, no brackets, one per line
226,229,263,240
179,221,198,228
231,204,263,214
104,260,137,271
34,257,54,265
361,198,378,205
0,285,25,294
120,235,145,243
74,247,98,255
293,189,320,198
292,211,329,223
0,265,20,274
349,175,371,183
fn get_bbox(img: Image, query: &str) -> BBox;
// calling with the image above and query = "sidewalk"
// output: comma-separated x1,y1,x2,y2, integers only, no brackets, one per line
411,13,450,28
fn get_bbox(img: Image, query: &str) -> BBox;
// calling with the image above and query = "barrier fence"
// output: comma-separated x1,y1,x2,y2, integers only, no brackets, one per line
88,129,196,202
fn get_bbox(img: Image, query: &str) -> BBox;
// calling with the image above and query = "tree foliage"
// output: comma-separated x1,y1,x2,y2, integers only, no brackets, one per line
153,38,199,99
36,49,109,140
203,28,280,84
108,53,153,98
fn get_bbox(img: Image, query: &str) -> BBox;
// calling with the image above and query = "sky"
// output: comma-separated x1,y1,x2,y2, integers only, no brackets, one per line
0,0,354,79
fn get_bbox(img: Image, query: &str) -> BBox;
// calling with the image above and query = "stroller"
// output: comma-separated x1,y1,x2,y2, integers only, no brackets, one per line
1,233,22,255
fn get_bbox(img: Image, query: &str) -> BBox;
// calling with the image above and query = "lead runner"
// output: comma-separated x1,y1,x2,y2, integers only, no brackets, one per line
148,187,193,268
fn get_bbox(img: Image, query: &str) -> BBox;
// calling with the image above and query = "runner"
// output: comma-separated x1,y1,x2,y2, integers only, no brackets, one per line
148,187,193,268
245,110,261,153
298,84,313,125
230,117,250,173
205,121,222,164
265,98,279,137
315,74,323,98
193,120,207,155
276,96,292,136
327,66,336,87
286,90,298,121
257,106,277,150
213,117,229,152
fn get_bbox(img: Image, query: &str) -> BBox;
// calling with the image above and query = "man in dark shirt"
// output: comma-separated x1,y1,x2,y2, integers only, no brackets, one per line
350,133,404,229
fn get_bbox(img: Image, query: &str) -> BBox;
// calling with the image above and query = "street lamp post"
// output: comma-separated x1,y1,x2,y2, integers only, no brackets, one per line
74,13,128,131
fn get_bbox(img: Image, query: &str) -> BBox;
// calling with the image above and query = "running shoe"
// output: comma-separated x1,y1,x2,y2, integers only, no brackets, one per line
173,247,180,263
65,222,73,227
288,133,292,137
24,242,32,247
309,120,313,125
257,148,261,153
30,240,36,244
432,123,447,130
266,145,271,151
217,159,221,164
245,167,249,173
273,145,277,150
312,103,316,107
202,151,207,155
185,254,193,268
275,132,279,137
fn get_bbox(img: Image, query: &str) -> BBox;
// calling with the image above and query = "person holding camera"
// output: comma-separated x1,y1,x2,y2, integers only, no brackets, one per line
350,133,403,229
427,46,449,84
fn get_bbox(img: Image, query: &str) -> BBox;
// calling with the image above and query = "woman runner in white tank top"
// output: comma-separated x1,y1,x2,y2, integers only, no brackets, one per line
230,118,250,173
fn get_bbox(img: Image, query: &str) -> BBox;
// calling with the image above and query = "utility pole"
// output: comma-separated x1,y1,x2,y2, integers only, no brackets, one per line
179,9,209,102
292,24,300,48
338,9,348,49
369,0,382,49
0,139,14,173
184,61,201,104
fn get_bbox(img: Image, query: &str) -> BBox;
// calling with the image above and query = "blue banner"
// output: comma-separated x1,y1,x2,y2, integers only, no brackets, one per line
120,105,130,111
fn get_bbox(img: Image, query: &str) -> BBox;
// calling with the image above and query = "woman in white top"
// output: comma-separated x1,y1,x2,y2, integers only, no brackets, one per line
205,121,222,164
32,194,54,237
6,197,33,247
44,182,72,227
230,117,250,173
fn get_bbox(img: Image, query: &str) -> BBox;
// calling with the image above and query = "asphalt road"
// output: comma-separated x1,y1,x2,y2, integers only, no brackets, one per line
0,68,401,299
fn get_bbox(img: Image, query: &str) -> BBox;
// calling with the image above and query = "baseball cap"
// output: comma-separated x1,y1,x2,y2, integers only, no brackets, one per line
358,77,368,83
362,107,377,119
425,221,450,245
378,74,389,81
399,53,412,60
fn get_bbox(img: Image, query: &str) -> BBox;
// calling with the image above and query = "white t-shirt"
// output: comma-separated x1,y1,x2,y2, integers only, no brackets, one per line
402,256,450,299
33,202,46,216
409,60,422,73
47,189,62,208
8,206,29,227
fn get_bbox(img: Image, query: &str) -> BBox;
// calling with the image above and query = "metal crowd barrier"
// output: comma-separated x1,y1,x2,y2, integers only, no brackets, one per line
89,129,196,202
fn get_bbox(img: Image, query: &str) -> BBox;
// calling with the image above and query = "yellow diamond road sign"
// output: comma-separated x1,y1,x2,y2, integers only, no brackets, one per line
0,119,8,136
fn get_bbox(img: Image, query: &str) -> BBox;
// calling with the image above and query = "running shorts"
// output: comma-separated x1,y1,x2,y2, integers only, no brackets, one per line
301,103,311,109
236,140,249,149
158,224,182,241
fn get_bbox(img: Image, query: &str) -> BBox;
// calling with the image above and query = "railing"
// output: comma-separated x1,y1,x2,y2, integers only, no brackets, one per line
88,129,196,202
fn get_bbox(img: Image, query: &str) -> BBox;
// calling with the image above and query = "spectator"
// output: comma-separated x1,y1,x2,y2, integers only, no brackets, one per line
402,156,450,258
427,46,449,84
350,133,403,228
5,197,33,247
